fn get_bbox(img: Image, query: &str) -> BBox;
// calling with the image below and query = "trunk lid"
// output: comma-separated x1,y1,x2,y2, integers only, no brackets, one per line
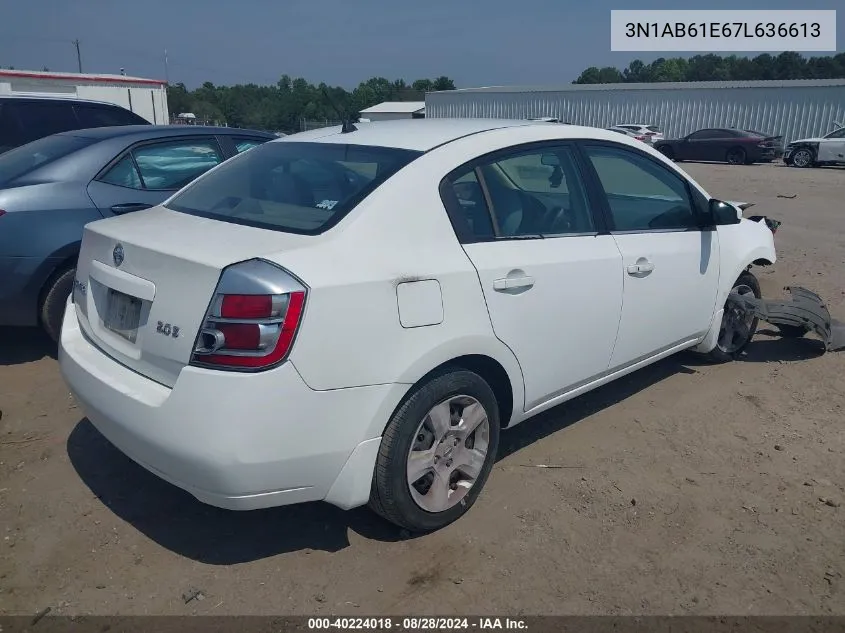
74,206,313,387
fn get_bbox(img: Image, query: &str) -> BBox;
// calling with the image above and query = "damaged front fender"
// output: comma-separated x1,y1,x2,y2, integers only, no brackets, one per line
732,286,845,352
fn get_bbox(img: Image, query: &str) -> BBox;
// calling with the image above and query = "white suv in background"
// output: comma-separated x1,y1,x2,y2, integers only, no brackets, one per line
614,124,664,143
59,118,777,533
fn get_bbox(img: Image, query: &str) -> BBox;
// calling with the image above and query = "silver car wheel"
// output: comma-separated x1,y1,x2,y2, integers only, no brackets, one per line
717,284,756,354
792,149,813,168
406,395,491,513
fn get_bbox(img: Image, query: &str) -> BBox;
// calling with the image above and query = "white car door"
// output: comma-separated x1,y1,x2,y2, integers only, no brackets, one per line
579,143,720,371
442,144,624,411
817,128,845,163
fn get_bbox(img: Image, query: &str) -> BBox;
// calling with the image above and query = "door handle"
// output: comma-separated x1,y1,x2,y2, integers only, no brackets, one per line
493,276,535,291
111,203,153,214
626,261,654,275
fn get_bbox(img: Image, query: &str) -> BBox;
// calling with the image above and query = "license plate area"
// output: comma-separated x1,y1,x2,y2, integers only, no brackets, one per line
103,288,142,343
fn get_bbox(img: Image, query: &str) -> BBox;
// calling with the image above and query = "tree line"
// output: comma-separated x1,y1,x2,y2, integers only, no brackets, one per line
166,75,456,132
574,52,845,84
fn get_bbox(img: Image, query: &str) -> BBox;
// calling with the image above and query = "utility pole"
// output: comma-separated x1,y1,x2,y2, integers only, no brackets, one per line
72,39,82,73
164,49,169,84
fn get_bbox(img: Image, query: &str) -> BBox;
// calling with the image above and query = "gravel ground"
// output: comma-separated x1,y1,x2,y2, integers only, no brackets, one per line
1,162,843,617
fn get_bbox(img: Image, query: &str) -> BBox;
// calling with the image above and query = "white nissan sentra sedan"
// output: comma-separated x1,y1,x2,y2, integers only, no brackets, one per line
59,118,776,532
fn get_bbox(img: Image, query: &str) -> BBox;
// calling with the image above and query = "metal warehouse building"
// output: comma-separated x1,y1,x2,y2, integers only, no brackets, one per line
0,69,169,125
425,79,845,145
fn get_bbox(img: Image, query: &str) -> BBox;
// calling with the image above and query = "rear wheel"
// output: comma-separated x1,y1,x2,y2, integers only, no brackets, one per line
40,267,75,343
726,147,746,165
706,271,760,363
369,368,500,532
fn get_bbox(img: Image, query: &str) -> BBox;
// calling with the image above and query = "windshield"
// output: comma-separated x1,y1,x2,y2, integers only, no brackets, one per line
0,134,95,186
824,127,845,139
166,141,422,234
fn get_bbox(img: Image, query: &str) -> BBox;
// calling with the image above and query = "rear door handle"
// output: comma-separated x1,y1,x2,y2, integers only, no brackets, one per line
626,261,655,275
111,203,153,214
493,276,535,291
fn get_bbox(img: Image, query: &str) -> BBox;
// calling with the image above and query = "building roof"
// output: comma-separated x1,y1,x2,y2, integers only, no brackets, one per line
431,78,845,94
279,118,558,151
359,101,426,114
0,68,166,86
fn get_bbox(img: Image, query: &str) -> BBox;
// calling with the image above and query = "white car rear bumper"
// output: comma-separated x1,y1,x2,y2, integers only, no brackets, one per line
59,302,406,511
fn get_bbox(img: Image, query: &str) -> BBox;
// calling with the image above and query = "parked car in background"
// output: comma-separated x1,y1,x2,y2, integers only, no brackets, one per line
783,126,845,168
0,95,150,154
606,126,651,143
614,124,664,143
0,125,275,340
653,128,783,165
59,118,777,533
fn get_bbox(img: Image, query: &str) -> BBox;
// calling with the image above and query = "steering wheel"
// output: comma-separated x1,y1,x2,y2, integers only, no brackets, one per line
545,206,573,233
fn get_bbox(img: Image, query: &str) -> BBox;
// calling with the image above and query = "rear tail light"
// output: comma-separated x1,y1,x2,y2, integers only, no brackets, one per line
0,210,5,218
635,135,647,141
190,259,307,371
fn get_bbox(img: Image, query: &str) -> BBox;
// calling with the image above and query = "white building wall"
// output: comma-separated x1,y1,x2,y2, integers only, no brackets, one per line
0,75,170,124
426,80,845,145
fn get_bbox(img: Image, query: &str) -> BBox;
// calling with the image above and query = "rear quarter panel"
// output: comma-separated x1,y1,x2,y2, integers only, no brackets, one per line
268,138,531,425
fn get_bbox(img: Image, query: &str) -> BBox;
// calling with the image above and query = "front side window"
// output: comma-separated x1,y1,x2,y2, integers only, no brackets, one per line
132,139,223,190
688,129,720,140
583,145,697,232
166,141,421,234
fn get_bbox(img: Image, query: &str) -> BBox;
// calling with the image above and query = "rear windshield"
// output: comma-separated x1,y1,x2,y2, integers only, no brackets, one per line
165,141,422,234
646,125,662,133
0,134,95,185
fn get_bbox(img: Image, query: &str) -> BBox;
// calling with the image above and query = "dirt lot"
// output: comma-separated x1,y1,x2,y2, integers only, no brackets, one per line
1,162,844,617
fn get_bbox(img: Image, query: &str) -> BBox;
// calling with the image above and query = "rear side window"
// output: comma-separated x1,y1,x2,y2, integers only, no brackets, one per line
165,141,422,234
133,139,223,190
0,103,24,152
0,134,95,185
233,137,266,153
75,104,148,128
10,101,79,143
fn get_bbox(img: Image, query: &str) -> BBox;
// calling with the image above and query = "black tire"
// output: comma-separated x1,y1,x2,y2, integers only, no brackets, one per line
790,147,815,168
726,147,746,165
777,324,807,338
657,146,675,160
40,267,75,343
705,271,761,363
369,368,500,532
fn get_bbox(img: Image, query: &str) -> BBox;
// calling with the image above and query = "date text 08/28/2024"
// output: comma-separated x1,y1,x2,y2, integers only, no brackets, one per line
307,617,528,630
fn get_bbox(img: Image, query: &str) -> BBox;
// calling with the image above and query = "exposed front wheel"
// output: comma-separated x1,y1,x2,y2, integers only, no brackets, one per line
706,271,761,363
790,148,815,168
369,369,500,532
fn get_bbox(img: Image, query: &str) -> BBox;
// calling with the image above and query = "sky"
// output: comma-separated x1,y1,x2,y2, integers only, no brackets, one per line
1,0,843,90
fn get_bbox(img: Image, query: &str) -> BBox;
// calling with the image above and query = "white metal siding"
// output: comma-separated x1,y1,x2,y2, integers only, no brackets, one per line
426,85,845,144
1,78,168,125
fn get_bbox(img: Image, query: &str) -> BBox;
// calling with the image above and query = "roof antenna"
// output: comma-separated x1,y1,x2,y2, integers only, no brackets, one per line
321,87,357,133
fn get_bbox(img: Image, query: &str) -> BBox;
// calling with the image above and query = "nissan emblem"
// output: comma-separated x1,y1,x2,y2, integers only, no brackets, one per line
113,243,124,267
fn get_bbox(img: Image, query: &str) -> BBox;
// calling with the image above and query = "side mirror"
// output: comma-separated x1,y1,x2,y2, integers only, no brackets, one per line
709,199,741,226
540,153,560,167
